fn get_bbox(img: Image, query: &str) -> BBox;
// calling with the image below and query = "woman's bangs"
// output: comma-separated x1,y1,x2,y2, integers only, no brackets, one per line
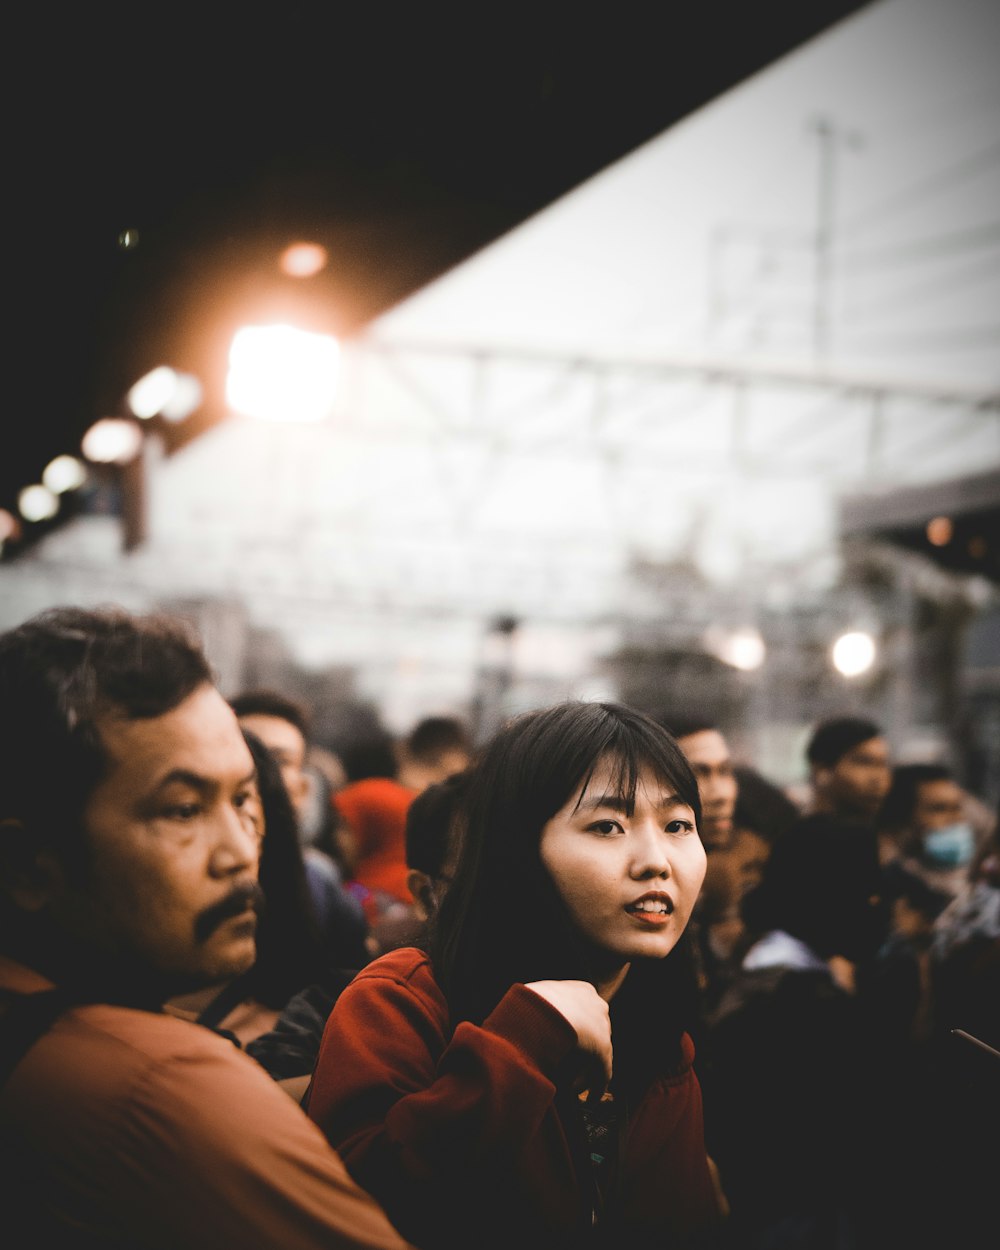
568,717,689,816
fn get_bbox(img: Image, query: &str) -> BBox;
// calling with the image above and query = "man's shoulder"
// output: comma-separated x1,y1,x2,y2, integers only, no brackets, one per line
0,980,412,1247
8,998,256,1102
3,993,340,1175
1,990,275,1120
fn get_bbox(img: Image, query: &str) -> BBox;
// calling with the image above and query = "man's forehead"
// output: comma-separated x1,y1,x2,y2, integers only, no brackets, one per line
918,778,960,800
677,729,730,764
840,737,888,763
236,712,305,749
95,685,252,779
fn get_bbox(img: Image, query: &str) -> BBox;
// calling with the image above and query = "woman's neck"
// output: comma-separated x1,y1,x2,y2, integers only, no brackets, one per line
594,962,630,1003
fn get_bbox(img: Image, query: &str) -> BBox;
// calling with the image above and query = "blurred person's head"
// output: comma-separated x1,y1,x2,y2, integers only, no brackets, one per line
880,762,975,871
397,715,472,792
733,764,801,842
339,730,399,783
884,865,950,942
659,714,738,851
0,606,262,1001
230,689,311,816
806,716,890,821
239,729,332,1005
404,770,471,921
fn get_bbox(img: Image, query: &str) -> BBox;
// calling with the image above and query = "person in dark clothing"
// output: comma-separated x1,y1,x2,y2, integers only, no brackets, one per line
700,814,890,1250
914,807,1000,1250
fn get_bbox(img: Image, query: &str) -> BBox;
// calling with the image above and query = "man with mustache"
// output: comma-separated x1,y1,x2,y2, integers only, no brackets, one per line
0,606,411,1249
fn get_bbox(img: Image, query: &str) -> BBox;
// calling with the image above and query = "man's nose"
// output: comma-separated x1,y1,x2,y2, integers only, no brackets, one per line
210,806,260,876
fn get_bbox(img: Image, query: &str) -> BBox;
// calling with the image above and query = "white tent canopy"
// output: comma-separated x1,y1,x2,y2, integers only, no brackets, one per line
3,0,998,732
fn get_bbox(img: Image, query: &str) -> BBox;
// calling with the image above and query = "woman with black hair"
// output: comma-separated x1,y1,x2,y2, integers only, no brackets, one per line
307,701,724,1249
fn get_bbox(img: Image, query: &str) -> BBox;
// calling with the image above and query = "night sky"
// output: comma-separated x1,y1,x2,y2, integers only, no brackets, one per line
6,2,868,526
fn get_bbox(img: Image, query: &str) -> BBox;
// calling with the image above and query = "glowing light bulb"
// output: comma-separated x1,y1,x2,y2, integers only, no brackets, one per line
43,454,87,494
18,484,59,522
226,324,339,422
832,631,876,677
82,418,143,464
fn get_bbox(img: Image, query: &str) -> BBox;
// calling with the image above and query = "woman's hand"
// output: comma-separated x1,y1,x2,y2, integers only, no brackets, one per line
524,979,613,1093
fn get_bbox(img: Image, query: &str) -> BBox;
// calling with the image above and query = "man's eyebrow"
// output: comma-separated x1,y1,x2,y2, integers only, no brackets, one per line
151,767,257,793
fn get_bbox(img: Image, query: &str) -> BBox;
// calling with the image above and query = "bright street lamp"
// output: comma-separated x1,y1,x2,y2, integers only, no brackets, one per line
226,324,340,423
832,630,876,677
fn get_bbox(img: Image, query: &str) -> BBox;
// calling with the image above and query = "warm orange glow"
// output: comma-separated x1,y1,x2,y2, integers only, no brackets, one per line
280,242,329,278
926,515,953,546
226,324,339,422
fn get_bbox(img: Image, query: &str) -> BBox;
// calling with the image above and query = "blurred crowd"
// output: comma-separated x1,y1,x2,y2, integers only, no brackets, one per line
1,604,996,1249
151,663,1000,1247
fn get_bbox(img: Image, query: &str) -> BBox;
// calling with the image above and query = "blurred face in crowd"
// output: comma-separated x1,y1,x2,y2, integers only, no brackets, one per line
48,684,263,994
675,730,738,851
815,736,891,820
236,712,309,815
912,778,964,833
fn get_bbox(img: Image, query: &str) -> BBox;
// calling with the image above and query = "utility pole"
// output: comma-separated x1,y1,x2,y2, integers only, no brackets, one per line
809,115,863,363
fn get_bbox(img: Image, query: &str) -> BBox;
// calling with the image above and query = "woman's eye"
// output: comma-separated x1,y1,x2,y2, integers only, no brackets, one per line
666,819,696,835
588,819,623,836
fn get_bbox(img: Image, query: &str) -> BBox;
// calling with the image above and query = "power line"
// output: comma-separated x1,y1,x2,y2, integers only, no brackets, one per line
844,252,1000,322
840,221,1000,271
838,139,1000,239
837,324,1000,353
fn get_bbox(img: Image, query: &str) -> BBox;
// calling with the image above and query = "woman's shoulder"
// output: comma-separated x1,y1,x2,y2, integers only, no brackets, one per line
331,946,451,1046
350,946,444,1007
355,944,430,978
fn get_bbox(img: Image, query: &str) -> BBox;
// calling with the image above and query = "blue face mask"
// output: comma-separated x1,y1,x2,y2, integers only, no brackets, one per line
922,823,975,868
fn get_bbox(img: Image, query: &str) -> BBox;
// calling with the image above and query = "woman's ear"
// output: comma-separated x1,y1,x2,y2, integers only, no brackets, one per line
406,868,436,921
0,818,66,912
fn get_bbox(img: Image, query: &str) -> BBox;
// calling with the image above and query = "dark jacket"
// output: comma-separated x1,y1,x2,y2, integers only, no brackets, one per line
699,935,880,1250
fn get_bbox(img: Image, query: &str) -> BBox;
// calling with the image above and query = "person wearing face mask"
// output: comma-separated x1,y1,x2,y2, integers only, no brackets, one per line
890,799,999,1250
877,763,982,904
